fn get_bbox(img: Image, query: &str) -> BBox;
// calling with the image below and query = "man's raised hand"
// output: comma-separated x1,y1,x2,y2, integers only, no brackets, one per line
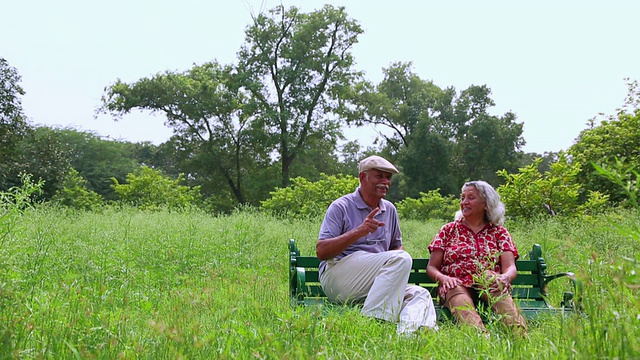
362,207,385,234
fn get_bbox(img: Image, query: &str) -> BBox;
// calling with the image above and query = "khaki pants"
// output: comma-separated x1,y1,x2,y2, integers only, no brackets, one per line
321,250,438,335
444,285,527,333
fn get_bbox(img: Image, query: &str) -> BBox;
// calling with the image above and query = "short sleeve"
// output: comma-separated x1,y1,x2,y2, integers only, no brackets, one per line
387,204,403,250
497,227,519,260
318,201,347,240
428,223,452,253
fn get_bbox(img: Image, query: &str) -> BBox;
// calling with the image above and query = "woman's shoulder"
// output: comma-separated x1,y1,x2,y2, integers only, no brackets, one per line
438,220,461,232
488,224,510,233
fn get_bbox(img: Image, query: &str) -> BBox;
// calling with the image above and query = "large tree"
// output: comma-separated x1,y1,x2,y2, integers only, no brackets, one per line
455,110,525,186
17,126,71,199
347,62,524,196
1,60,72,198
52,128,139,200
399,127,456,197
1,57,30,190
569,79,640,203
237,4,363,187
0,58,25,127
100,61,265,204
345,62,456,153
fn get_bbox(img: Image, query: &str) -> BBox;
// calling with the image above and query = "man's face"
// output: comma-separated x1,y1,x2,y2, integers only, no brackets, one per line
361,169,393,198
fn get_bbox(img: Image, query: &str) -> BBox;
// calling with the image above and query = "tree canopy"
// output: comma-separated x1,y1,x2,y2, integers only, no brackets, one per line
1,60,72,197
6,6,640,215
99,61,262,204
1,57,29,190
99,4,364,206
345,62,525,197
569,80,640,204
237,4,364,187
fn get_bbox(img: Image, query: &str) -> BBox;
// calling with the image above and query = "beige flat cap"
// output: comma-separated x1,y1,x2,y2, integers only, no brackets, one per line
358,155,399,174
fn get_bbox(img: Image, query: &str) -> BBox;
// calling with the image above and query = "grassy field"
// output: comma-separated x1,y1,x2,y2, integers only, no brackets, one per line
0,206,639,359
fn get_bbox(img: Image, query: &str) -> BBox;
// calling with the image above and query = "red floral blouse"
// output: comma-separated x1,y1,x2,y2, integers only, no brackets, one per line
428,219,519,299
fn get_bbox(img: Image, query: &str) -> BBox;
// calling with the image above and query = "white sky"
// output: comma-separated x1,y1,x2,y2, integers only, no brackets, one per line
2,0,639,154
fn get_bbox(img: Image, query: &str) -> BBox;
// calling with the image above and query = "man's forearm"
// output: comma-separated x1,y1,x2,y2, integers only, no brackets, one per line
316,227,367,260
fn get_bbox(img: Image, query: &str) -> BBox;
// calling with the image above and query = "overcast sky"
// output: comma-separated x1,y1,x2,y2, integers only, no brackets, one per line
3,0,639,154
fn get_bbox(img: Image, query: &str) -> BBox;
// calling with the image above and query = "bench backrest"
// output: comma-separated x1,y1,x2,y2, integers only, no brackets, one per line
290,239,549,306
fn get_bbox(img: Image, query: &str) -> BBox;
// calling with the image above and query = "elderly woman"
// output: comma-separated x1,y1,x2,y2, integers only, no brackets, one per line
427,181,527,333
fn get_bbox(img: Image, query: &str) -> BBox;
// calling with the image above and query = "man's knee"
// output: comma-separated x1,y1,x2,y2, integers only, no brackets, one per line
385,250,412,271
405,285,432,300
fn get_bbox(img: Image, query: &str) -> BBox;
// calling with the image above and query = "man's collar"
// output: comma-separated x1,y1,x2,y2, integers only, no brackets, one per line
354,187,387,212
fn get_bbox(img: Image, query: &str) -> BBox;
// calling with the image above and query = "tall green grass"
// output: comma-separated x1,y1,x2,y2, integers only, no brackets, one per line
0,206,638,359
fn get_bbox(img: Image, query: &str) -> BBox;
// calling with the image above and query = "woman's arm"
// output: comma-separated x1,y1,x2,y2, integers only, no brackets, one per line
499,251,518,283
426,249,443,281
427,249,461,291
485,251,517,294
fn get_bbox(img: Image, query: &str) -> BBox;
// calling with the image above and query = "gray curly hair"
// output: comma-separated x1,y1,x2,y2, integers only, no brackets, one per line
454,180,506,226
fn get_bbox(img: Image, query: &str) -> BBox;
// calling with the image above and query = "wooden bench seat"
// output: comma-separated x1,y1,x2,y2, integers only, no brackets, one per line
289,239,581,321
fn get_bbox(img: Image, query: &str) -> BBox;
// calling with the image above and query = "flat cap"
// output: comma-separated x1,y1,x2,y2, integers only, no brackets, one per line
358,155,399,174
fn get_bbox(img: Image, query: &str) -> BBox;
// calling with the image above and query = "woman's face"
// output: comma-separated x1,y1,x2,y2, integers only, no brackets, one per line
460,185,487,220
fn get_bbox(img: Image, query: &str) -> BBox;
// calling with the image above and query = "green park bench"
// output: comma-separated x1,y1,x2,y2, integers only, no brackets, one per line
289,239,582,321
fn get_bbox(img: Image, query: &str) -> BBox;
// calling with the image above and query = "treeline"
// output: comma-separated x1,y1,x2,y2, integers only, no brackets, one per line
2,4,639,218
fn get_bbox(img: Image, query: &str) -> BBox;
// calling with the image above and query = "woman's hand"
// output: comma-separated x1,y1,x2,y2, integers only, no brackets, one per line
438,274,463,292
484,270,511,295
427,249,464,292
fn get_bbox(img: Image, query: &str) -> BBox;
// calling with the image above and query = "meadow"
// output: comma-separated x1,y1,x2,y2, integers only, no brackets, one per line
0,206,639,359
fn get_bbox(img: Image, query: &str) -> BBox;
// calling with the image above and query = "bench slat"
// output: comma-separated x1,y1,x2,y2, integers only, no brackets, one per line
306,272,319,283
408,273,435,284
300,280,545,298
299,280,544,295
296,257,321,267
295,256,541,273
412,258,429,268
513,287,544,300
515,260,540,272
511,273,539,285
296,258,543,288
300,284,325,297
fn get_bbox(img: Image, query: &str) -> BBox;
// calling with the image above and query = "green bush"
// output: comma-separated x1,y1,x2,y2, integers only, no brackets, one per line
111,166,202,211
592,158,639,209
1,173,44,253
497,153,608,218
261,173,359,218
591,157,640,343
0,173,43,210
396,189,458,221
51,168,103,211
569,82,640,204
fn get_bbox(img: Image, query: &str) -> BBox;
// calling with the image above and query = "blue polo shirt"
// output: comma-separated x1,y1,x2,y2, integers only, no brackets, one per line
318,187,403,276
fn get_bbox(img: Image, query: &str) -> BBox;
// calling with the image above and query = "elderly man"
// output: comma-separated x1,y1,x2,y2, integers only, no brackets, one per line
316,155,437,335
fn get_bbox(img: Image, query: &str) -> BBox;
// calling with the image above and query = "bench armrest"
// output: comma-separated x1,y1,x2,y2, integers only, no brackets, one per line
543,271,583,310
296,267,306,296
289,266,307,306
